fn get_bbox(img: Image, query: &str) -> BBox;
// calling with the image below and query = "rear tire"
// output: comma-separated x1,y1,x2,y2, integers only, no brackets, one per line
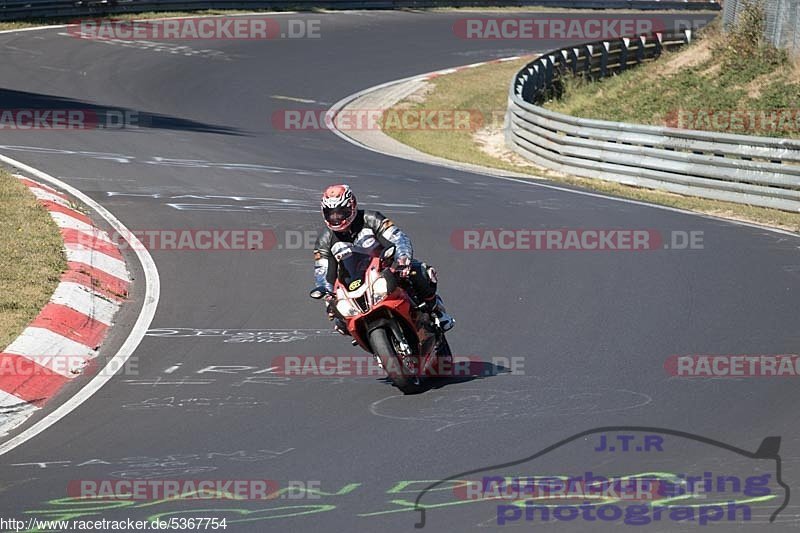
369,327,422,394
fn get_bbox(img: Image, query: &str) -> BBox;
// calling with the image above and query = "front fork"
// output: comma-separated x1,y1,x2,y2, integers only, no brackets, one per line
367,316,417,376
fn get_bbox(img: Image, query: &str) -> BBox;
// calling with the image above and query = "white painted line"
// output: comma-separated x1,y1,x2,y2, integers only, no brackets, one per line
64,248,129,281
271,95,319,104
50,282,119,326
0,391,40,438
0,155,160,456
326,61,800,241
0,24,69,35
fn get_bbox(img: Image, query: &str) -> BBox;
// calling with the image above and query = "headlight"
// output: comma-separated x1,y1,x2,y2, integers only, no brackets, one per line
336,299,360,317
372,276,389,302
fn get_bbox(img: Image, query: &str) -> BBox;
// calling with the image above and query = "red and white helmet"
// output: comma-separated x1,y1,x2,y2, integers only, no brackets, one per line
321,184,357,231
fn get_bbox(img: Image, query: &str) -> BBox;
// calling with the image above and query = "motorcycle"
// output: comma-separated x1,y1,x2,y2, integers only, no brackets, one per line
310,245,452,394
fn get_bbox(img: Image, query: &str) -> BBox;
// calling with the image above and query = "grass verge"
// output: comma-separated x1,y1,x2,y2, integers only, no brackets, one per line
381,58,800,233
545,18,800,138
0,171,66,349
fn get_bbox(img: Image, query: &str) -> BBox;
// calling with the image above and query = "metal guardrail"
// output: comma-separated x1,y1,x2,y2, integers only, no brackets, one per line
506,30,800,212
0,0,720,22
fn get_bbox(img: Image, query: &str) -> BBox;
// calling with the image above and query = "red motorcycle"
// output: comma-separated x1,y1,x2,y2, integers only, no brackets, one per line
310,246,452,394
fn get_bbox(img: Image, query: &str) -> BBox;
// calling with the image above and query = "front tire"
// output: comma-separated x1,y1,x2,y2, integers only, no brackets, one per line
369,327,422,394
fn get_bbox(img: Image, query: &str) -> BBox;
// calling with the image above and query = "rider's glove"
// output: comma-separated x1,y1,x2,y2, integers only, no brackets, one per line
324,293,336,320
324,295,348,336
393,255,412,279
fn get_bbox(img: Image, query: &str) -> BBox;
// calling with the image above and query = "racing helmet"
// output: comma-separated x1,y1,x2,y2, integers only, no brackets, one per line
321,184,357,231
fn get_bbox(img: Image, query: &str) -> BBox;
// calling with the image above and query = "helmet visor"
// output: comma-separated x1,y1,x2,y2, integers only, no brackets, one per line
323,205,353,227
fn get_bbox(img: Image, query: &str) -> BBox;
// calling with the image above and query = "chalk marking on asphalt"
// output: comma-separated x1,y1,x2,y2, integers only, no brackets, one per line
0,155,161,456
0,10,304,37
271,95,325,104
122,378,215,386
163,364,182,374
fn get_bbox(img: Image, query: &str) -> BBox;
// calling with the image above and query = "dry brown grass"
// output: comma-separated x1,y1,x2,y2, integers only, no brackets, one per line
659,37,713,76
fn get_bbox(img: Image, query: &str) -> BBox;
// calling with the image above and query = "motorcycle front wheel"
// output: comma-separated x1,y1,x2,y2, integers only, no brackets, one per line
369,327,422,395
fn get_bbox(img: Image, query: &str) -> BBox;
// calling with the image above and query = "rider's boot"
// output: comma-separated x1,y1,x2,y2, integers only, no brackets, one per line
332,317,349,336
424,295,454,332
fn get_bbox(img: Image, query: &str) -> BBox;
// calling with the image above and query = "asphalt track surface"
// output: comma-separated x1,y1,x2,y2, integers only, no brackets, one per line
0,9,799,533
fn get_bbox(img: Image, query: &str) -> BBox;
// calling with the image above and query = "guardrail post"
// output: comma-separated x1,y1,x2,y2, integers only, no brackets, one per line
568,47,579,75
522,64,539,102
619,38,630,72
600,41,611,78
636,35,646,64
600,41,610,77
544,55,554,88
558,49,569,76
582,44,593,77
520,73,530,101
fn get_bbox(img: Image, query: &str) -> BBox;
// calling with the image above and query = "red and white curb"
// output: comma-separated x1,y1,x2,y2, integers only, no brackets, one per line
0,176,130,437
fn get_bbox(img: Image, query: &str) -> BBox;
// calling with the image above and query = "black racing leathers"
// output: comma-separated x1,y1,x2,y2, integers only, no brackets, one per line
313,210,435,302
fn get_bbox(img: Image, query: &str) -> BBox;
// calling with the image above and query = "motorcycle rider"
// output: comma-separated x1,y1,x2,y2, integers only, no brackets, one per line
313,184,454,335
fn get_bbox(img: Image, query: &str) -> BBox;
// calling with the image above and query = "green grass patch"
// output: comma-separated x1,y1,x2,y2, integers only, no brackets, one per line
0,171,66,349
387,59,526,169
